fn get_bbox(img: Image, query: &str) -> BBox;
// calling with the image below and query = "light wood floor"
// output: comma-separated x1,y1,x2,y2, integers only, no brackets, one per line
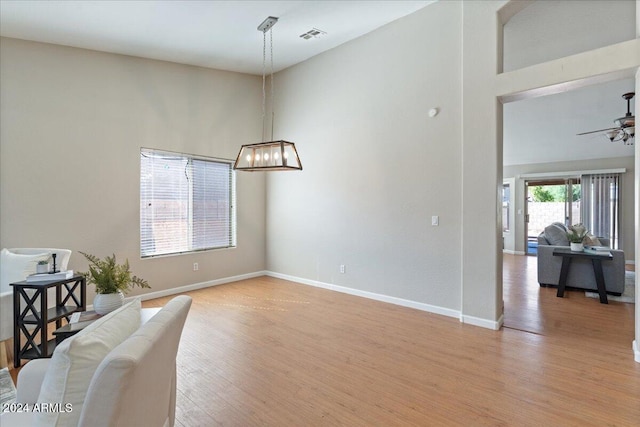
7,256,639,425
147,256,637,426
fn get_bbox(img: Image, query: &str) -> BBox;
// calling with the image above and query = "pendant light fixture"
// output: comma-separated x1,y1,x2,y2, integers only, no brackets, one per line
233,16,302,171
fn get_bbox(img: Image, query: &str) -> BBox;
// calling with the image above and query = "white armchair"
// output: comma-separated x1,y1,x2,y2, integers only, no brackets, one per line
0,296,192,427
0,248,72,368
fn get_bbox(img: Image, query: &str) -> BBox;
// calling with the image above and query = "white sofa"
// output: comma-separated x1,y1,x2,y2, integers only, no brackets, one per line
0,295,192,427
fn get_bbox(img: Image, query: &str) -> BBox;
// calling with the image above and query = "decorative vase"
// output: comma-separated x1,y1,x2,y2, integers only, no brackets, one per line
570,242,584,252
93,291,124,315
36,264,49,274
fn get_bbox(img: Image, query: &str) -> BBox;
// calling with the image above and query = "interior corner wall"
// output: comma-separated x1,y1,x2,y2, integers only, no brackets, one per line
460,1,508,326
266,1,464,312
634,0,640,365
0,37,267,300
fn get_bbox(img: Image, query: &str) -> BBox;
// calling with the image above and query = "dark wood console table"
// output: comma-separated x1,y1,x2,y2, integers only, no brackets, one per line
552,248,612,304
11,275,86,367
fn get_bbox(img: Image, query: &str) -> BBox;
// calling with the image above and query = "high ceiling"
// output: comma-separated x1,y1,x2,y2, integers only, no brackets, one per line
0,0,636,166
0,0,434,75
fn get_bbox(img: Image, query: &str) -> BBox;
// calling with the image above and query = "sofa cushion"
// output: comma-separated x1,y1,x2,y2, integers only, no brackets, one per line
583,233,602,246
33,298,141,427
0,248,51,293
544,223,570,246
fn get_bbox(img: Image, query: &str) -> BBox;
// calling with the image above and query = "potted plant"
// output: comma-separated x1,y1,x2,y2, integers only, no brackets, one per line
79,252,150,315
36,259,50,274
566,224,588,252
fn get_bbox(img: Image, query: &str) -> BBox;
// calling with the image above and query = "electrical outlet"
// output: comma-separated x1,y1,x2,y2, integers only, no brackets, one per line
431,215,439,226
339,264,346,274
193,262,199,271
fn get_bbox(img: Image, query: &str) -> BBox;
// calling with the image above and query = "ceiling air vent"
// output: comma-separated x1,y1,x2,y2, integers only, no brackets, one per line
299,28,327,40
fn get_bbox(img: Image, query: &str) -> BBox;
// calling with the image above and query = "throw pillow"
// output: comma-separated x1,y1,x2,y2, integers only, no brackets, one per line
33,298,142,427
584,233,602,246
544,223,570,246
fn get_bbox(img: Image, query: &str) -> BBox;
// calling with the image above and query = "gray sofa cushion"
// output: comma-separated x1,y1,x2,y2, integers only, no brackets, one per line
544,223,569,246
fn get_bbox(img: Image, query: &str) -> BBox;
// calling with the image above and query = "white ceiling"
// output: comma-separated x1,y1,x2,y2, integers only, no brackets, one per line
504,79,636,166
0,0,434,75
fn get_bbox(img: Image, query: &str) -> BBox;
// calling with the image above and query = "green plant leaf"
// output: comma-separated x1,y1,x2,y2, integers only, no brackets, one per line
79,251,150,294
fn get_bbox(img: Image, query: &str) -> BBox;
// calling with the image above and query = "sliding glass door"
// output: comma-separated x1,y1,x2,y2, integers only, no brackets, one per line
525,179,581,255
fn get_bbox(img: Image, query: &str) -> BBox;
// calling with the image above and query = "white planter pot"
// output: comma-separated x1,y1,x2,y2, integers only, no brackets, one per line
570,242,584,252
93,292,124,315
36,264,49,274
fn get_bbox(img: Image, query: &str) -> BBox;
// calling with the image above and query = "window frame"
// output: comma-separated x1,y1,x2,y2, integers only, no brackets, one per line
140,148,236,258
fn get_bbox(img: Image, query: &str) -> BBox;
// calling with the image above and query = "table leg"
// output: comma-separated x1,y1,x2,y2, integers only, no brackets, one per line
557,256,572,298
591,259,608,304
40,288,48,357
13,288,20,368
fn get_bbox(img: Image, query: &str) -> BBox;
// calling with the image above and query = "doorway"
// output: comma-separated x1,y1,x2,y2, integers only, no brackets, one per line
525,178,581,255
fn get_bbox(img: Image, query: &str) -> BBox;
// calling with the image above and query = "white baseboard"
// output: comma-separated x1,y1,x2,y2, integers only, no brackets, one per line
634,340,640,363
114,269,502,332
266,271,507,328
121,271,267,304
503,250,526,255
460,313,503,330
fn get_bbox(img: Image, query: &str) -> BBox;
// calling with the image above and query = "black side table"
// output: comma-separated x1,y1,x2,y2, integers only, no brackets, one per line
552,248,613,304
11,275,86,367
53,319,97,344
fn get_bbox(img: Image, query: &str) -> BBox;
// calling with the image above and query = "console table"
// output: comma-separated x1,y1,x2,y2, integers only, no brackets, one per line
552,248,612,304
11,275,86,367
53,307,161,344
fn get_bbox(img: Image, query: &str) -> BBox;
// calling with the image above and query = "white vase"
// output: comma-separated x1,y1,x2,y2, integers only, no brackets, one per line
93,292,124,315
570,242,584,252
36,264,49,274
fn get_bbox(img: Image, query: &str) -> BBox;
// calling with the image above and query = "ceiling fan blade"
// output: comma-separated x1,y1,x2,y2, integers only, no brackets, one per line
576,127,620,136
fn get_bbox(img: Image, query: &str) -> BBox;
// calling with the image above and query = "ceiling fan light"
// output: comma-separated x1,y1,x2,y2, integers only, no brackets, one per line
605,130,618,142
615,117,634,127
624,126,634,138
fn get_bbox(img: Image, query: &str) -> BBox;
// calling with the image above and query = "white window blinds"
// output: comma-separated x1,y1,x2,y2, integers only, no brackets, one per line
140,148,236,258
581,173,620,249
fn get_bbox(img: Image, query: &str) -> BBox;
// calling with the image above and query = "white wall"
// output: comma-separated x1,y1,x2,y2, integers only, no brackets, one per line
267,1,464,313
269,0,639,330
0,38,267,300
2,1,637,340
504,0,636,72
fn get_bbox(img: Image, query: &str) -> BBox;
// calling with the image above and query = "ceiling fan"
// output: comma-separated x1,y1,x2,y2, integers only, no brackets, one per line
577,92,635,145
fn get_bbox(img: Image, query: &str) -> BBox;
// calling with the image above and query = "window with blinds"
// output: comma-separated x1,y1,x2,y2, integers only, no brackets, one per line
140,148,236,258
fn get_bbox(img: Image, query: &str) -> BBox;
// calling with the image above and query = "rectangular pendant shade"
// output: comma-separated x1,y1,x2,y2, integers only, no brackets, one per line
233,140,302,171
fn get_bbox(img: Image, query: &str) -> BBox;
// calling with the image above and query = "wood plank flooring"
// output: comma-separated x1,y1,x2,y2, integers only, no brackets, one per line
6,255,638,425
144,257,638,426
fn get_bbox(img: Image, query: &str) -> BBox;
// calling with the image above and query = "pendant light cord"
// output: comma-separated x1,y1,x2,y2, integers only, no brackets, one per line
261,30,267,143
270,29,274,141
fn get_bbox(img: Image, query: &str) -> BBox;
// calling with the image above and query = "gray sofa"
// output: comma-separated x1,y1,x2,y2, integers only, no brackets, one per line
537,223,625,295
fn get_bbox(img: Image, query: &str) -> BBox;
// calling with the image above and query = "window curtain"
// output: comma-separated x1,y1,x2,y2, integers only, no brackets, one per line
581,173,620,249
